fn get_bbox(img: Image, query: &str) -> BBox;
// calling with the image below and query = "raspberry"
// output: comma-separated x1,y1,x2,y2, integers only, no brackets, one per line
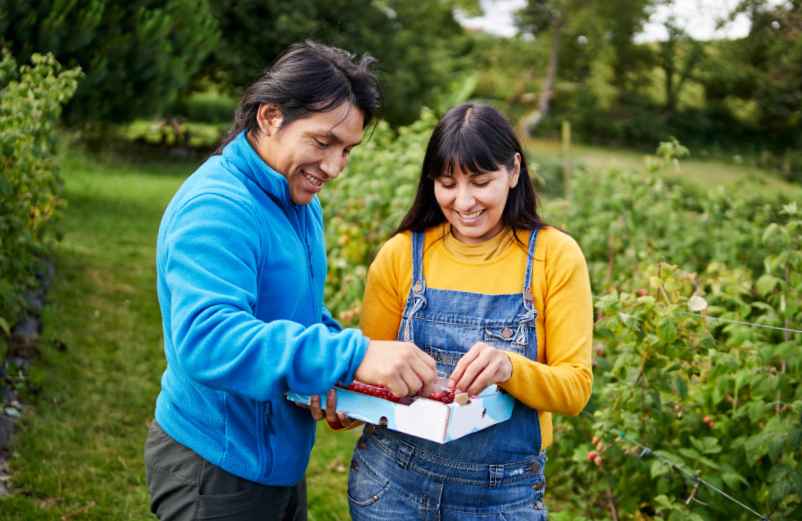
342,382,409,403
426,390,455,404
341,381,455,404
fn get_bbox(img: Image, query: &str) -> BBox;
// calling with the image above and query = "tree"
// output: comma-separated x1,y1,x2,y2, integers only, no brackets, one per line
514,0,575,132
595,0,657,97
203,0,473,126
659,17,704,115
701,0,802,146
0,0,220,124
738,0,802,143
515,0,657,134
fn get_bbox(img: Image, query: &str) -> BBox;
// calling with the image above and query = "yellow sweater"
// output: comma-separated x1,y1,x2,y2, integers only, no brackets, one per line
359,223,593,449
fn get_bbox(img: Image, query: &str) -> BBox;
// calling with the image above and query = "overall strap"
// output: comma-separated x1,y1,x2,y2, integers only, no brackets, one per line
522,227,540,307
401,231,428,342
411,231,427,294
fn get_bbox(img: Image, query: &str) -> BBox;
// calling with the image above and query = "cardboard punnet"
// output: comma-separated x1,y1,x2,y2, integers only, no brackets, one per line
286,384,514,444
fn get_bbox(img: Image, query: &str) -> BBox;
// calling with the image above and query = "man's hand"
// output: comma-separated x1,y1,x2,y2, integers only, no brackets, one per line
309,389,362,430
448,342,512,396
355,340,437,397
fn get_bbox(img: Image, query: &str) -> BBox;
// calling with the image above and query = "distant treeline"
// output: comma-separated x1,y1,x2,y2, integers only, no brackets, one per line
472,0,802,179
1,0,799,177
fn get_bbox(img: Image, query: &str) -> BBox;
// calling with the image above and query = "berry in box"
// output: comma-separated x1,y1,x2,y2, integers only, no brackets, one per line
286,382,514,444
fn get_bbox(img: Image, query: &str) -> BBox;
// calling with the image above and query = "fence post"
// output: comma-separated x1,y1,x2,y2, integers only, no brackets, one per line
561,120,572,198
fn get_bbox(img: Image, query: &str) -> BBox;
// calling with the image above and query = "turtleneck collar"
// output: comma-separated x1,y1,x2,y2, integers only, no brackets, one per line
222,130,293,204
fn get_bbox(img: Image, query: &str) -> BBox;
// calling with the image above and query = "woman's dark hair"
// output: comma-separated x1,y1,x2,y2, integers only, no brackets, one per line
216,40,381,152
396,103,544,236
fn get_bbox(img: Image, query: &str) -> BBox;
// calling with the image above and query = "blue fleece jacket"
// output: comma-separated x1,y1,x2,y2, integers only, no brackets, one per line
153,130,369,485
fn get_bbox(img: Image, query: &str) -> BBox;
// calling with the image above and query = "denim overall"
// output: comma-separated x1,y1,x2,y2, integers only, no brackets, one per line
349,229,548,521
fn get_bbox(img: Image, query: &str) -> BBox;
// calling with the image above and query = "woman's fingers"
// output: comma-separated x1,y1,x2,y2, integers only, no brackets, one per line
448,343,483,389
451,343,492,392
457,350,492,393
466,364,498,396
450,343,512,395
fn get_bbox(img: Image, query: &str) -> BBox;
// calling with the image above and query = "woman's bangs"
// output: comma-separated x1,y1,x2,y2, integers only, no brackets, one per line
431,130,501,178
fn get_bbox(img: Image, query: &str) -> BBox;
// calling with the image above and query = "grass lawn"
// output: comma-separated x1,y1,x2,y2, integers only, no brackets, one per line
0,140,798,520
526,137,802,198
0,149,359,520
0,150,187,520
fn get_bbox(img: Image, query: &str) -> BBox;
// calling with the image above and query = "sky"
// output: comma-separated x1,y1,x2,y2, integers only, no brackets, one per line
457,0,773,42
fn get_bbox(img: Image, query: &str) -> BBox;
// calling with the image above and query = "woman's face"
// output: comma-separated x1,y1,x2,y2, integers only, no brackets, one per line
433,154,520,244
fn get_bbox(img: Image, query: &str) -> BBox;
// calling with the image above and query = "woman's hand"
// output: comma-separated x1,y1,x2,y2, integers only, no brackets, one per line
309,389,363,430
448,342,513,396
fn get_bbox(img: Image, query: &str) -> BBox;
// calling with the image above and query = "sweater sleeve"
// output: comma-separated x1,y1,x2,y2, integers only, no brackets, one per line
499,233,593,416
163,194,368,401
321,305,343,333
359,234,407,341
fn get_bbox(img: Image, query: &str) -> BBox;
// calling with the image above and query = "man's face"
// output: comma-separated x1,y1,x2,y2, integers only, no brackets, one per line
254,102,365,205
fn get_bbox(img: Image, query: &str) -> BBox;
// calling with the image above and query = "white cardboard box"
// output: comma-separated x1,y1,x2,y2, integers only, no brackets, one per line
286,384,514,444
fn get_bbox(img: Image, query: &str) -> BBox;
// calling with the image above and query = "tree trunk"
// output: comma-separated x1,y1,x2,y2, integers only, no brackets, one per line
663,42,677,114
523,16,562,135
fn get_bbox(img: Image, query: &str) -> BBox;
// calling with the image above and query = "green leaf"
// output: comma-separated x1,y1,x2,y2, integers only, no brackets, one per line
747,401,767,423
651,459,671,478
658,318,678,344
653,494,677,511
762,222,783,243
674,376,688,399
781,202,798,216
756,274,781,296
0,316,9,336
678,447,720,469
690,436,722,455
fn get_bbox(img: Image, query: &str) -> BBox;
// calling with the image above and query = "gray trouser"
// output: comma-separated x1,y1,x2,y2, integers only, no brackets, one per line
144,421,307,521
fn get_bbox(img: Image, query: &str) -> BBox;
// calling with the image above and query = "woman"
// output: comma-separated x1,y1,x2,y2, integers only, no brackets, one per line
347,103,593,520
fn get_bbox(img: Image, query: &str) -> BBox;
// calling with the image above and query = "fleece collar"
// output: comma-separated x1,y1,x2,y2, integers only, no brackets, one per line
223,130,292,204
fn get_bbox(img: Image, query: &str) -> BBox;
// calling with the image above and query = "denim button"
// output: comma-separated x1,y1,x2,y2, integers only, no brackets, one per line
529,461,541,473
532,481,545,490
501,327,514,339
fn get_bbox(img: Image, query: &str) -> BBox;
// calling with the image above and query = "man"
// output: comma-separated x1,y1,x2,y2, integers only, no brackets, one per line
144,41,436,521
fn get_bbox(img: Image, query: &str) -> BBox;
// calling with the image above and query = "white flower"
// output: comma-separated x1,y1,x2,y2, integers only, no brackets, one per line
688,295,708,312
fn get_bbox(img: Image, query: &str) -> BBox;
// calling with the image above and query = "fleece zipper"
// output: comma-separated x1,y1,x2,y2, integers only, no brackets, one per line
258,400,272,481
293,204,314,281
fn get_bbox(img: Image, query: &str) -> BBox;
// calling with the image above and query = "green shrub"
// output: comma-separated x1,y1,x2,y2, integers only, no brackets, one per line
528,151,572,199
0,51,80,334
0,0,219,124
545,143,802,520
171,90,237,124
320,110,438,324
